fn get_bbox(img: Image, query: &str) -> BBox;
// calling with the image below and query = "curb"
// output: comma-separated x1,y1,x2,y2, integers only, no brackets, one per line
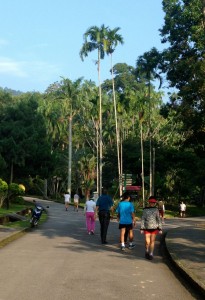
0,228,29,249
165,231,205,298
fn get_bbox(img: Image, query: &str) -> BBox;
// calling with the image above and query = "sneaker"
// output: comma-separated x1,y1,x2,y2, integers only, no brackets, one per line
88,232,91,235
145,252,150,259
121,245,126,251
148,254,154,260
91,231,94,235
128,244,136,250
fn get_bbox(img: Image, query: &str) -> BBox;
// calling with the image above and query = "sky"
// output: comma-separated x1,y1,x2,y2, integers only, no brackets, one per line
0,0,166,95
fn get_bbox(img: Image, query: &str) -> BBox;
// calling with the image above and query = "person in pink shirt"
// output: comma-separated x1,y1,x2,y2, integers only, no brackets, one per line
84,197,96,235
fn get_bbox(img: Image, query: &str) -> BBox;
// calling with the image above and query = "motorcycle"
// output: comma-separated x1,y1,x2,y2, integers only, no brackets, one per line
30,200,49,228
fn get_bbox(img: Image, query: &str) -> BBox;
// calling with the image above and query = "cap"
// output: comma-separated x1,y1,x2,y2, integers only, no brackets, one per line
148,197,157,203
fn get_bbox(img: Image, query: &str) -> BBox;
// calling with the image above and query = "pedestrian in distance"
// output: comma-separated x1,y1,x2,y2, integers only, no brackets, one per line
179,201,186,218
73,193,80,212
158,200,165,224
116,191,136,251
140,196,162,260
84,196,96,235
96,188,114,244
64,192,70,211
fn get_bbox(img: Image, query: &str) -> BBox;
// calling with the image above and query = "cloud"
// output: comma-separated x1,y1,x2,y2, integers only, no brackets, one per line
0,57,27,77
0,57,61,81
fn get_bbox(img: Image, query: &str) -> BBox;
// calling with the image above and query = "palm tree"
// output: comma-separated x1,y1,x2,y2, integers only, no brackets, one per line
80,24,109,195
78,154,96,200
136,48,162,196
106,27,124,196
58,78,83,194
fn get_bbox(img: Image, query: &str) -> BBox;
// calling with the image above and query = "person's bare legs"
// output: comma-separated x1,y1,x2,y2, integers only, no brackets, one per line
120,228,126,250
149,234,156,255
145,233,151,253
128,229,134,242
120,228,126,244
65,202,69,211
144,233,155,259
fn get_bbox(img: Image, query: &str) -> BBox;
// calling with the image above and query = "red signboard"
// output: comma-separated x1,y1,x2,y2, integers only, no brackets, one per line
125,186,141,191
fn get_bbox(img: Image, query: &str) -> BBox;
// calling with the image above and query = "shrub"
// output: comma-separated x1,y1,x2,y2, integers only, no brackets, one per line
8,183,25,205
0,178,8,208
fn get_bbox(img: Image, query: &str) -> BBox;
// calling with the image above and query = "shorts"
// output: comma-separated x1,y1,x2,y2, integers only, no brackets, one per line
74,199,79,203
143,229,159,234
119,223,133,230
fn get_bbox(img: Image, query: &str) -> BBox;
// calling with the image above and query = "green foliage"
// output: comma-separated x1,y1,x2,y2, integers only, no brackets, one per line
9,183,25,195
0,179,8,208
0,93,54,182
12,196,25,205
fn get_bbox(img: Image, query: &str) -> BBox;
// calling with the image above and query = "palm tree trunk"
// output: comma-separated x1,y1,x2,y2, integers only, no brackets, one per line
68,115,72,194
152,147,155,196
96,122,99,195
98,50,103,195
111,54,122,196
140,121,145,207
148,78,153,196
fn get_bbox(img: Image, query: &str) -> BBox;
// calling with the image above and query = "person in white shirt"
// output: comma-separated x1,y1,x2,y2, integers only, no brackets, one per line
180,201,186,218
84,197,96,235
64,192,70,211
73,193,80,212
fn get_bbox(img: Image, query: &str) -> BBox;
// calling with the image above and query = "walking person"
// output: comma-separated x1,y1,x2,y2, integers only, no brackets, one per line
84,196,96,235
179,201,186,218
140,196,162,260
64,192,70,211
158,200,165,224
116,192,136,251
96,188,114,244
73,193,80,212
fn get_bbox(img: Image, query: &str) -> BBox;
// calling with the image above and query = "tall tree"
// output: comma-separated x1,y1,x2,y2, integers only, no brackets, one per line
57,78,84,194
0,94,53,182
106,27,124,196
160,0,205,204
136,47,163,196
80,24,109,195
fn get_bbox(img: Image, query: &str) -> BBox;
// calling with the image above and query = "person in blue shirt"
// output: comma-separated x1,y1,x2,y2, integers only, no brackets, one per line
116,192,136,251
96,188,113,244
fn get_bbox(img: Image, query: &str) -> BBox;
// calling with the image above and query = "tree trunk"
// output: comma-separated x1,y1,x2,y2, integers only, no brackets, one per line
148,78,153,196
44,179,48,199
98,49,103,195
111,53,122,196
67,115,72,194
10,160,13,184
140,122,145,207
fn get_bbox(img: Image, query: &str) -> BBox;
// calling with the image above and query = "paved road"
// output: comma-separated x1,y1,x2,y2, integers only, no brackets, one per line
0,198,203,300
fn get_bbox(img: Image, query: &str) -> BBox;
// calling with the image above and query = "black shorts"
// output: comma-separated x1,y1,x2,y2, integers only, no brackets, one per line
119,223,133,230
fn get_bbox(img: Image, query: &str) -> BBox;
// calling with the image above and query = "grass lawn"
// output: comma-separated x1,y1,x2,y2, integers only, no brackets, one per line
0,200,48,229
0,202,32,217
